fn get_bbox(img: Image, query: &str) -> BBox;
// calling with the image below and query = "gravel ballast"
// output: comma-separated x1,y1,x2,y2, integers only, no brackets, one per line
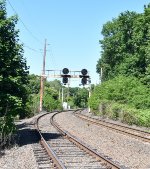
0,145,38,169
0,112,46,169
54,111,150,169
1,110,150,169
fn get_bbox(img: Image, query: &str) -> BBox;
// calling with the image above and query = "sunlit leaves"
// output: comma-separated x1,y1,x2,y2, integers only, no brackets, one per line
0,0,29,145
97,5,150,85
89,76,150,110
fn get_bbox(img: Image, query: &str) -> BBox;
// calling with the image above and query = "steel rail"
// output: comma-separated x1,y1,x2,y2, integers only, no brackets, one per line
35,111,66,169
74,111,150,143
51,111,121,169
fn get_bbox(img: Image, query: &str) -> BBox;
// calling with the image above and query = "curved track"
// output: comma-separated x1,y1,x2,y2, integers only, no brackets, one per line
35,110,122,169
74,110,150,143
35,112,65,169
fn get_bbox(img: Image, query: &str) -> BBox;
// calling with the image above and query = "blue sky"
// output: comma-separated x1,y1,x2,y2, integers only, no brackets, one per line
6,0,150,86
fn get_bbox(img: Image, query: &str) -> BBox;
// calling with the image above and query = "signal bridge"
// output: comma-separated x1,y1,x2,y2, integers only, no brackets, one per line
42,68,91,85
40,68,91,112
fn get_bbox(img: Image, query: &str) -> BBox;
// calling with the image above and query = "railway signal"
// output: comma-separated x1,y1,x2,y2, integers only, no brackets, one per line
40,68,91,111
80,69,89,85
62,68,69,74
61,68,71,85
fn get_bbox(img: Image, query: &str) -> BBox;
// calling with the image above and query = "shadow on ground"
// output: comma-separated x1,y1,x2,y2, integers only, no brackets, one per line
15,122,40,146
42,132,62,141
16,122,62,146
0,121,62,158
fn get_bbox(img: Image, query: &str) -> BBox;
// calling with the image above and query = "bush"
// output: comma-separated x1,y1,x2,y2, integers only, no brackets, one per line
89,76,150,127
26,94,40,117
0,115,16,148
93,100,150,127
89,76,150,110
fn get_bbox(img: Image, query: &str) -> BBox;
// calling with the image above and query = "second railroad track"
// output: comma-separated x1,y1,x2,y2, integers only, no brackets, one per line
74,110,150,143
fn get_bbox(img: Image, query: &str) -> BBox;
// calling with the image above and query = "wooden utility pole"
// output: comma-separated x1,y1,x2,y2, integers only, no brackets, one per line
39,39,47,112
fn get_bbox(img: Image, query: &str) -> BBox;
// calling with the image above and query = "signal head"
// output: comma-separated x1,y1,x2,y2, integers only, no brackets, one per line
81,69,88,75
62,76,68,84
62,68,69,74
81,77,87,85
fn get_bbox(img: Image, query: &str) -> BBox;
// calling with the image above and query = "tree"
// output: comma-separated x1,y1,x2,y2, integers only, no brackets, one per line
43,87,62,111
141,5,150,87
45,79,62,91
97,5,150,85
25,74,41,116
73,88,89,108
0,0,29,145
27,74,40,94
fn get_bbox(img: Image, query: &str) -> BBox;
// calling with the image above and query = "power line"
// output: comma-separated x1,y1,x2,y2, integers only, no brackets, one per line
7,1,56,71
24,45,42,53
19,39,42,53
7,0,43,45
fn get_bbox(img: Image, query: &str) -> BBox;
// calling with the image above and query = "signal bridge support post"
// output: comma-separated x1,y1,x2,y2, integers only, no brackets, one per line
88,81,91,113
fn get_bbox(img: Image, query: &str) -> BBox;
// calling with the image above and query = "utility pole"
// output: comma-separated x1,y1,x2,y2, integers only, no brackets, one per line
67,81,70,103
39,39,47,112
59,88,61,100
88,82,91,113
62,87,64,105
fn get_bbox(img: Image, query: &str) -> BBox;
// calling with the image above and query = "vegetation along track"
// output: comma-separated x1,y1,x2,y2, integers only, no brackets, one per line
74,110,150,143
35,110,122,169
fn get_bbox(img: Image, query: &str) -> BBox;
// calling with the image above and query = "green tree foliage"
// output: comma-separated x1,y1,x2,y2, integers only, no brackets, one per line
97,5,150,86
93,4,150,126
43,79,62,111
89,76,150,126
26,75,63,114
73,88,89,108
27,74,40,94
89,76,150,110
43,87,62,111
0,0,29,145
26,74,92,111
25,74,40,115
45,79,62,91
25,74,40,116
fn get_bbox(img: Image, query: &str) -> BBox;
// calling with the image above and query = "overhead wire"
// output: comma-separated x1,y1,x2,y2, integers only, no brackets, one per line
24,45,43,53
7,0,43,45
7,0,45,54
7,0,57,71
19,39,42,53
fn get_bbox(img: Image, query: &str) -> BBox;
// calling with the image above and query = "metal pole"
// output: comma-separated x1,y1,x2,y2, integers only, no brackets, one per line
39,39,47,112
88,82,91,113
62,87,64,108
59,88,61,100
67,81,70,109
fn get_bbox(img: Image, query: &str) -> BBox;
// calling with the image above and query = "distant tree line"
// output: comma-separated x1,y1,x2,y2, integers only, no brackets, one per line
27,75,89,114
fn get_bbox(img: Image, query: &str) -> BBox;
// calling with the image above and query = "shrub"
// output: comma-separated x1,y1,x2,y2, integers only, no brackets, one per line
89,76,150,110
89,76,150,127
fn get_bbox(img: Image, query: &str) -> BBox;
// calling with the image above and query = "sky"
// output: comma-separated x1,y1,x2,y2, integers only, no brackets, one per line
6,0,150,87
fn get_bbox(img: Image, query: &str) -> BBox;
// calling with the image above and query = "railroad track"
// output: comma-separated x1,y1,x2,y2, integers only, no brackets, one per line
74,110,150,143
34,110,123,169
